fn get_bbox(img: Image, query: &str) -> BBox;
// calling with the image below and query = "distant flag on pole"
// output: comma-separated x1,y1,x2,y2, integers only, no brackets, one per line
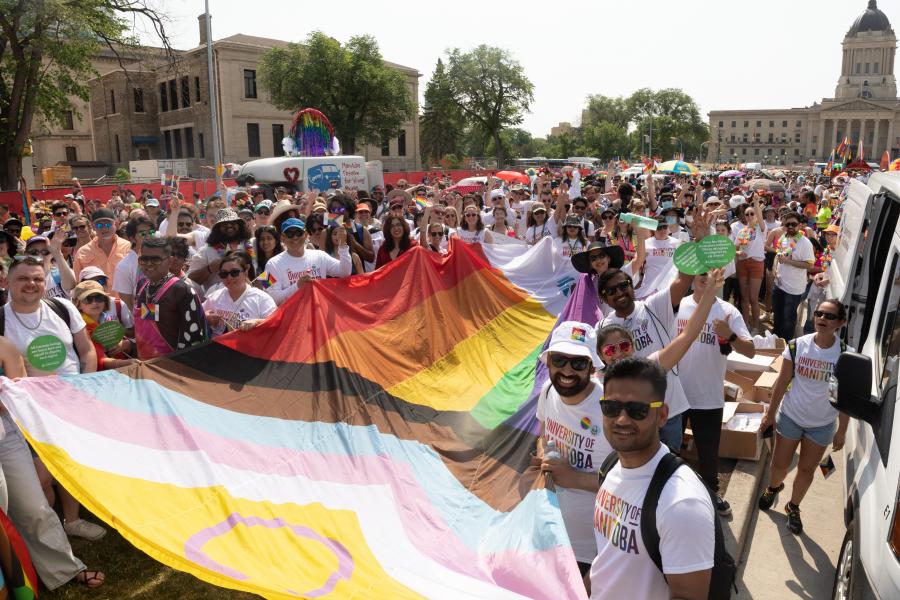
881,150,890,171
825,148,835,176
858,139,865,163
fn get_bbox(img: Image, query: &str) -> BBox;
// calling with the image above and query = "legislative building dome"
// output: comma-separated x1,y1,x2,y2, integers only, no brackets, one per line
848,0,893,36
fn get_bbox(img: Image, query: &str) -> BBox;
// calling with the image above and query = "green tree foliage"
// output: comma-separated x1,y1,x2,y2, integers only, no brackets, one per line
420,59,463,165
583,95,631,129
445,45,534,166
582,122,630,160
259,31,414,155
0,0,172,189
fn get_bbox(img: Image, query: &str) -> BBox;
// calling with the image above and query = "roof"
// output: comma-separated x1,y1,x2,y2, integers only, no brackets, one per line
848,0,893,36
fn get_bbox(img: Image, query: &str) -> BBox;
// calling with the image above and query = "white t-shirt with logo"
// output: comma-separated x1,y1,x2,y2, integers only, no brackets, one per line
112,250,139,298
676,296,750,409
598,286,689,418
202,285,277,335
536,379,612,563
780,333,851,428
775,234,815,295
556,237,588,259
638,236,681,299
4,299,86,376
590,444,715,600
263,248,351,305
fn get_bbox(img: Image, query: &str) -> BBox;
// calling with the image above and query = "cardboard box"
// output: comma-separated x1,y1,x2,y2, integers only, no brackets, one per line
719,402,766,461
724,355,786,403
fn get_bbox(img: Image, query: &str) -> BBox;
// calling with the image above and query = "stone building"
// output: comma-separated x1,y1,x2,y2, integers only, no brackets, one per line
708,1,899,167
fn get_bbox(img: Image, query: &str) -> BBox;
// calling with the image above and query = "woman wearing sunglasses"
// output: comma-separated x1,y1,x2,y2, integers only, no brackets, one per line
596,268,724,450
523,202,555,245
757,299,850,536
72,280,136,370
456,208,494,244
202,250,275,336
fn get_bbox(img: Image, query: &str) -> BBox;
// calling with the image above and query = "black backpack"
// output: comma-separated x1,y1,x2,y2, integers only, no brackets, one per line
598,450,737,599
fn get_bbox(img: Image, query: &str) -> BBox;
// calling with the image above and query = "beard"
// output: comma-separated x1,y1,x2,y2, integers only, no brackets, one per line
550,371,591,398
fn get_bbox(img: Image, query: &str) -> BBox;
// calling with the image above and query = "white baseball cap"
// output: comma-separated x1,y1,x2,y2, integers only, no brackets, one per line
539,321,601,368
490,188,505,199
729,194,747,209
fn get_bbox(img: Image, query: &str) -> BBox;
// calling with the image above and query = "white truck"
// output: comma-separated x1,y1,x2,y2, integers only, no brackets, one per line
828,171,900,599
235,156,384,193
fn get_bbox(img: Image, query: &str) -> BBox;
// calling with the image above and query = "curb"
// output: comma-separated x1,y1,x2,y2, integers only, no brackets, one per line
722,441,771,562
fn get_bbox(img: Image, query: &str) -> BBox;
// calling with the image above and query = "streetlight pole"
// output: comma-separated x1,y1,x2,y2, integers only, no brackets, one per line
204,0,223,196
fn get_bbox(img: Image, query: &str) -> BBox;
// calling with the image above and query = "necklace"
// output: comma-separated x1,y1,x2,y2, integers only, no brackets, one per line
10,303,43,331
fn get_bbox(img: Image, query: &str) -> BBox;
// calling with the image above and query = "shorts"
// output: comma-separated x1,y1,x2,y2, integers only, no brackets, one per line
775,410,836,447
764,250,776,271
736,257,765,279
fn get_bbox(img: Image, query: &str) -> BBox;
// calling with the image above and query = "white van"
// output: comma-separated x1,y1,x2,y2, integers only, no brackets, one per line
828,171,900,599
235,156,384,193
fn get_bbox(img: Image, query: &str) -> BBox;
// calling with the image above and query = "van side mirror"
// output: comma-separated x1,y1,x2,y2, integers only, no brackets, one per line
831,352,879,425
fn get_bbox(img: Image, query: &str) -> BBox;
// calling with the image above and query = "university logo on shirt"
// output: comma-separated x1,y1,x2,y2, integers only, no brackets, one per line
594,489,641,555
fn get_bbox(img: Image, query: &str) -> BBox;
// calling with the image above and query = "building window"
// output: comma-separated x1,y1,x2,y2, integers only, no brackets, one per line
398,130,407,156
181,76,190,109
794,148,800,156
856,63,861,74
110,90,116,113
272,124,284,156
796,120,802,127
768,120,774,128
742,134,748,142
865,62,870,74
247,123,260,156
730,134,735,142
782,120,787,127
795,134,801,143
731,120,736,128
717,121,723,128
767,148,773,155
243,69,257,99
63,110,74,130
114,134,121,163
65,146,77,162
813,135,818,144
173,128,183,158
754,133,760,142
756,120,761,127
742,148,747,155
163,130,172,158
185,126,195,158
159,82,168,112
875,62,880,73
133,88,144,113
168,80,177,110
768,133,774,142
381,136,390,156
138,147,150,160
743,121,749,128
780,148,786,155
194,76,201,102
199,132,205,158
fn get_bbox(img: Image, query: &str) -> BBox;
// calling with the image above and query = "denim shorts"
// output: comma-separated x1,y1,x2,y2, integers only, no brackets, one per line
775,410,836,447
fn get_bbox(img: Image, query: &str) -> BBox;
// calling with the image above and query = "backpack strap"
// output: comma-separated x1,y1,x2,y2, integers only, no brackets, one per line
44,298,71,329
788,338,797,379
0,304,5,337
597,451,620,488
640,452,684,575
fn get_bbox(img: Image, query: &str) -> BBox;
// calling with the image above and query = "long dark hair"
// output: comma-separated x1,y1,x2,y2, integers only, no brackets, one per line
460,209,484,232
206,218,250,246
382,215,412,253
253,225,282,274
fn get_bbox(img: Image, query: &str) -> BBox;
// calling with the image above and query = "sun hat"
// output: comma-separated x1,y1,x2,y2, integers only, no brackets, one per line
280,217,306,233
269,199,299,225
531,202,547,213
572,241,625,273
311,201,328,213
72,280,109,308
144,198,160,207
563,214,583,228
78,266,108,282
539,321,601,368
25,235,49,247
824,224,840,235
213,208,242,226
490,189,505,199
703,196,722,208
386,189,412,204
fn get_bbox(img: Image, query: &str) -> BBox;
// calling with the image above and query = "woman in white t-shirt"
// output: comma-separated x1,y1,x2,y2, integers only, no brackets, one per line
202,250,276,336
523,202,556,245
733,196,766,333
456,209,493,244
757,298,850,536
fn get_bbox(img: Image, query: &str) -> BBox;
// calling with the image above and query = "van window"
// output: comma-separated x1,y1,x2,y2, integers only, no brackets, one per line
875,251,900,462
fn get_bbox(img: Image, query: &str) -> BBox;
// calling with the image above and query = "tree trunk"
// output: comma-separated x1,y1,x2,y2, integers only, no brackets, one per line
493,130,504,169
342,137,355,155
0,149,22,191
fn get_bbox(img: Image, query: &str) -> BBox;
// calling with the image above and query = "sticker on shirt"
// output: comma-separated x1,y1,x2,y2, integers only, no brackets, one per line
27,335,67,371
92,321,125,349
594,488,642,555
140,302,159,321
545,417,599,469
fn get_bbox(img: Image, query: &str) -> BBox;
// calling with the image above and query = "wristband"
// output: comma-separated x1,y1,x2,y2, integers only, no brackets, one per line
728,333,738,343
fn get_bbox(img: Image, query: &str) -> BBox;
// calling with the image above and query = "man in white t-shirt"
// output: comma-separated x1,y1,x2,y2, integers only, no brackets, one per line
588,358,714,599
637,219,682,300
113,215,156,310
597,267,693,451
536,321,611,580
263,218,351,305
676,272,755,516
772,212,815,339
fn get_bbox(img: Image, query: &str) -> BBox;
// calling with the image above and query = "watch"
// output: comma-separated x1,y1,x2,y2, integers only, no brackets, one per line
728,333,738,343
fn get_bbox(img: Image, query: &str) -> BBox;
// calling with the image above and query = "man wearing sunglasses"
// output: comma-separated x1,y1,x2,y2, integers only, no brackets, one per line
589,358,714,600
536,321,610,579
772,211,815,339
262,218,351,306
72,208,130,289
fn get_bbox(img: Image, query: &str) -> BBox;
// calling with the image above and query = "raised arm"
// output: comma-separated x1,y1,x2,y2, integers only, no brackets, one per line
657,268,723,371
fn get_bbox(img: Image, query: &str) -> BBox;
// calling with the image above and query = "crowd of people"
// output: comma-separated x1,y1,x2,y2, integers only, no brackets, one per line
0,162,858,596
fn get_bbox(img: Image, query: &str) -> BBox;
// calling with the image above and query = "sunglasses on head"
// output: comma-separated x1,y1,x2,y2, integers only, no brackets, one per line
218,268,243,279
603,280,632,295
283,228,306,238
600,399,664,421
813,310,839,320
601,340,632,357
138,229,156,239
549,354,592,371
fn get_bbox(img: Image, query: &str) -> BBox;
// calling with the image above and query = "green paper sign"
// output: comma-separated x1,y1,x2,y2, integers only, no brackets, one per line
672,243,707,275
698,235,737,269
92,321,125,350
26,335,67,372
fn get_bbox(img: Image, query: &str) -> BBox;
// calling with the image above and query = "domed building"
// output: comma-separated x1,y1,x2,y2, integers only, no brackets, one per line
709,0,899,166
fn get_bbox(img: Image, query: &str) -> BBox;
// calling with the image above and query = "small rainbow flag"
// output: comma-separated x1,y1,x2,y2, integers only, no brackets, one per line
415,197,430,210
256,271,276,289
139,303,157,320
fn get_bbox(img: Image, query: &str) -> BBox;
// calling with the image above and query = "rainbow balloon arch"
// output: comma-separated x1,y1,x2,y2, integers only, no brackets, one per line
282,108,341,157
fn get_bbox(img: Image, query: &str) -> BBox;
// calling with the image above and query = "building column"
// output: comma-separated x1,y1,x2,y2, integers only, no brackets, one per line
887,118,896,158
873,118,881,158
818,119,827,158
860,119,868,158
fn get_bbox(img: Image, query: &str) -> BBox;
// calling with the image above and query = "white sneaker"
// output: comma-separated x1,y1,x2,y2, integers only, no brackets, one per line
63,518,107,541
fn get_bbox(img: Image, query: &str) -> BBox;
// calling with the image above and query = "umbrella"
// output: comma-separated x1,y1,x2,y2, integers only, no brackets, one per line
446,184,483,194
718,170,744,178
743,178,785,193
656,160,698,175
457,176,488,186
493,170,530,184
890,158,900,172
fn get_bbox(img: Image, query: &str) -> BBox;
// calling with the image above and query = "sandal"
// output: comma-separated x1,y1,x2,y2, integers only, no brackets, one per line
75,569,105,589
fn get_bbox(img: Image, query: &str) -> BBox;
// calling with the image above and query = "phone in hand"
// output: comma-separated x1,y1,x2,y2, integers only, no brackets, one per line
760,424,774,439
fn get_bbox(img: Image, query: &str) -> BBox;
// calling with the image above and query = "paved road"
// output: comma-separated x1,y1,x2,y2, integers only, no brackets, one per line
736,449,845,599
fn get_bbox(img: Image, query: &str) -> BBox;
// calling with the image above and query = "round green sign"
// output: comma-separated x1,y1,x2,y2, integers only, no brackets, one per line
672,242,707,275
91,321,125,350
26,335,67,372
698,235,737,269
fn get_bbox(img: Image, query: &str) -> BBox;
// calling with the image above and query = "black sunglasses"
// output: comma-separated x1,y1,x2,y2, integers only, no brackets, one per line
283,229,306,238
429,231,443,237
603,280,632,295
813,310,840,320
256,209,271,215
589,252,608,261
26,249,51,256
549,354,592,371
600,399,664,421
54,211,68,217
218,268,243,279
83,293,107,304
784,221,799,228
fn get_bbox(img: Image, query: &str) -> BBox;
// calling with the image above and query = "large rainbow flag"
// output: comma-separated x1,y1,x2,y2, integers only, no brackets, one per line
1,239,595,599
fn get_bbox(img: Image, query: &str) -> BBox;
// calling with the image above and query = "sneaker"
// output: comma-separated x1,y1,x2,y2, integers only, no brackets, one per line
785,502,803,535
758,483,784,510
63,519,107,541
715,494,732,517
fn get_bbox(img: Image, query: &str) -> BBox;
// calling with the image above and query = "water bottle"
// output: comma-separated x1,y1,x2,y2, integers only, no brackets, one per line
544,440,561,491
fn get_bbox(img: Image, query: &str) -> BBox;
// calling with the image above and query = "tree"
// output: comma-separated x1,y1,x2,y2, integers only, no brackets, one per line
583,95,631,130
445,45,534,166
581,121,630,159
0,0,173,189
259,31,414,155
420,59,462,165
